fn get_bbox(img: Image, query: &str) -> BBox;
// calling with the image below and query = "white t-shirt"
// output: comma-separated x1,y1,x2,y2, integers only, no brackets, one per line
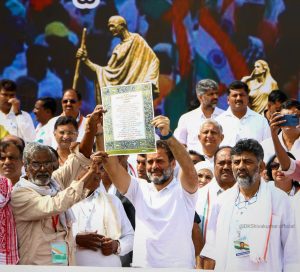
125,176,198,268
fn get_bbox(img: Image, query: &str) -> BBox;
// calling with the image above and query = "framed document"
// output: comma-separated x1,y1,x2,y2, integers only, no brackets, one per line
101,82,156,155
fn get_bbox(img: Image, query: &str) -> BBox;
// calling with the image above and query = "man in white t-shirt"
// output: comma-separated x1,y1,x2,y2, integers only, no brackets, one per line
174,79,224,151
98,115,198,268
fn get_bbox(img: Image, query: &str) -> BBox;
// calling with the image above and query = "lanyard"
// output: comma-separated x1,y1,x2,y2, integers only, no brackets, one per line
52,215,59,232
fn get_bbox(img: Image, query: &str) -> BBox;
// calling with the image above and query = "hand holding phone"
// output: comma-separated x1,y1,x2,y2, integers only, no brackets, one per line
279,114,299,127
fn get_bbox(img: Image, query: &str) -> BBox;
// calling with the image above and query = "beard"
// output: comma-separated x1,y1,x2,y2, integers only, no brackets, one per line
29,173,51,186
147,167,173,185
234,168,260,189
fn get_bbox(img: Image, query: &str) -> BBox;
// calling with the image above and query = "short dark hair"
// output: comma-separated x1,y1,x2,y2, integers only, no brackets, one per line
227,80,249,95
266,152,296,180
1,136,25,151
151,140,174,162
0,141,24,159
231,139,264,162
48,146,59,161
63,88,82,101
54,116,78,130
268,90,288,104
39,97,57,115
0,79,17,92
188,150,205,161
281,99,300,110
214,146,232,164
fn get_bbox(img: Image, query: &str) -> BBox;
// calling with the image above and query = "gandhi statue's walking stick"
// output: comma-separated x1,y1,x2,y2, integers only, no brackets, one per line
72,28,87,90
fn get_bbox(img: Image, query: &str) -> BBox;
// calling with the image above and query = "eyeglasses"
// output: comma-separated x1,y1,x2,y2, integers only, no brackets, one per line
62,99,77,104
235,191,258,209
270,162,280,170
30,161,53,170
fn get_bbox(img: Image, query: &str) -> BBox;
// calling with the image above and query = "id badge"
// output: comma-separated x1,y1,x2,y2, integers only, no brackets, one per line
51,241,68,265
234,236,250,257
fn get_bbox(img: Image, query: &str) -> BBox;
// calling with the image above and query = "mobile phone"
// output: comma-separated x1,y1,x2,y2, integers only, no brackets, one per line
279,114,299,127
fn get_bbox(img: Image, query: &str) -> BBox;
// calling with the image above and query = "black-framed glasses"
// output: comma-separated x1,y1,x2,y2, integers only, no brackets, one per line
30,161,53,170
62,99,77,104
270,162,280,170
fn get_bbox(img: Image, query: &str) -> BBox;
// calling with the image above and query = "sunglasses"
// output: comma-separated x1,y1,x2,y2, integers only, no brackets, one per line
270,162,280,170
62,99,77,104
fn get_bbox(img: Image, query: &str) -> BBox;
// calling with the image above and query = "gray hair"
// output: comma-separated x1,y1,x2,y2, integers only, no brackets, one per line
199,119,223,134
23,142,52,166
196,79,218,96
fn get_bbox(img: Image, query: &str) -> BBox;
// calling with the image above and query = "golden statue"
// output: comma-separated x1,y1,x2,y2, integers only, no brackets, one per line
76,16,159,95
241,60,278,114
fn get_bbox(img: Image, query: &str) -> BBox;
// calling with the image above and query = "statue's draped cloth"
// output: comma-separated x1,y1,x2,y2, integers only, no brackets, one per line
94,33,159,93
248,78,278,114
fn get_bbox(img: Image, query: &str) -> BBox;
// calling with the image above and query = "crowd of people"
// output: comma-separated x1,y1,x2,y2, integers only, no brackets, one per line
0,75,299,270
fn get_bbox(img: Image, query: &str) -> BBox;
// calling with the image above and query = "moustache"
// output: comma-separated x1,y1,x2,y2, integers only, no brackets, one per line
36,173,50,178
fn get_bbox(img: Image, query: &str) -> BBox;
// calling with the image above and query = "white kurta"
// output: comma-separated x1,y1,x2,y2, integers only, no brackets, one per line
195,179,224,240
72,188,134,267
125,176,197,268
201,181,299,271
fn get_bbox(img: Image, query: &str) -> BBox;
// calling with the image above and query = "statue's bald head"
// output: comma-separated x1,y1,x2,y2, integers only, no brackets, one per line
108,16,127,29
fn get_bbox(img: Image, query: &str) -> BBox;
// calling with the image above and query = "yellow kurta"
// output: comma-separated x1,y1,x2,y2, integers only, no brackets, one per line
11,147,90,265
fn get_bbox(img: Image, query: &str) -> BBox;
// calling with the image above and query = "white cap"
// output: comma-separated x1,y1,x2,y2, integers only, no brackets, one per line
195,161,214,174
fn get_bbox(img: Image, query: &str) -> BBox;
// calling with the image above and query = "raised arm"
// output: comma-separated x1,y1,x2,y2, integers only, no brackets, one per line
79,105,105,158
92,150,131,195
269,113,291,170
151,116,198,193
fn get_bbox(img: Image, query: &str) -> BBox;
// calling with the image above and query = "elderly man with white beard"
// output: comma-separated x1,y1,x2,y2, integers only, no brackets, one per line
200,139,298,271
10,143,101,265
